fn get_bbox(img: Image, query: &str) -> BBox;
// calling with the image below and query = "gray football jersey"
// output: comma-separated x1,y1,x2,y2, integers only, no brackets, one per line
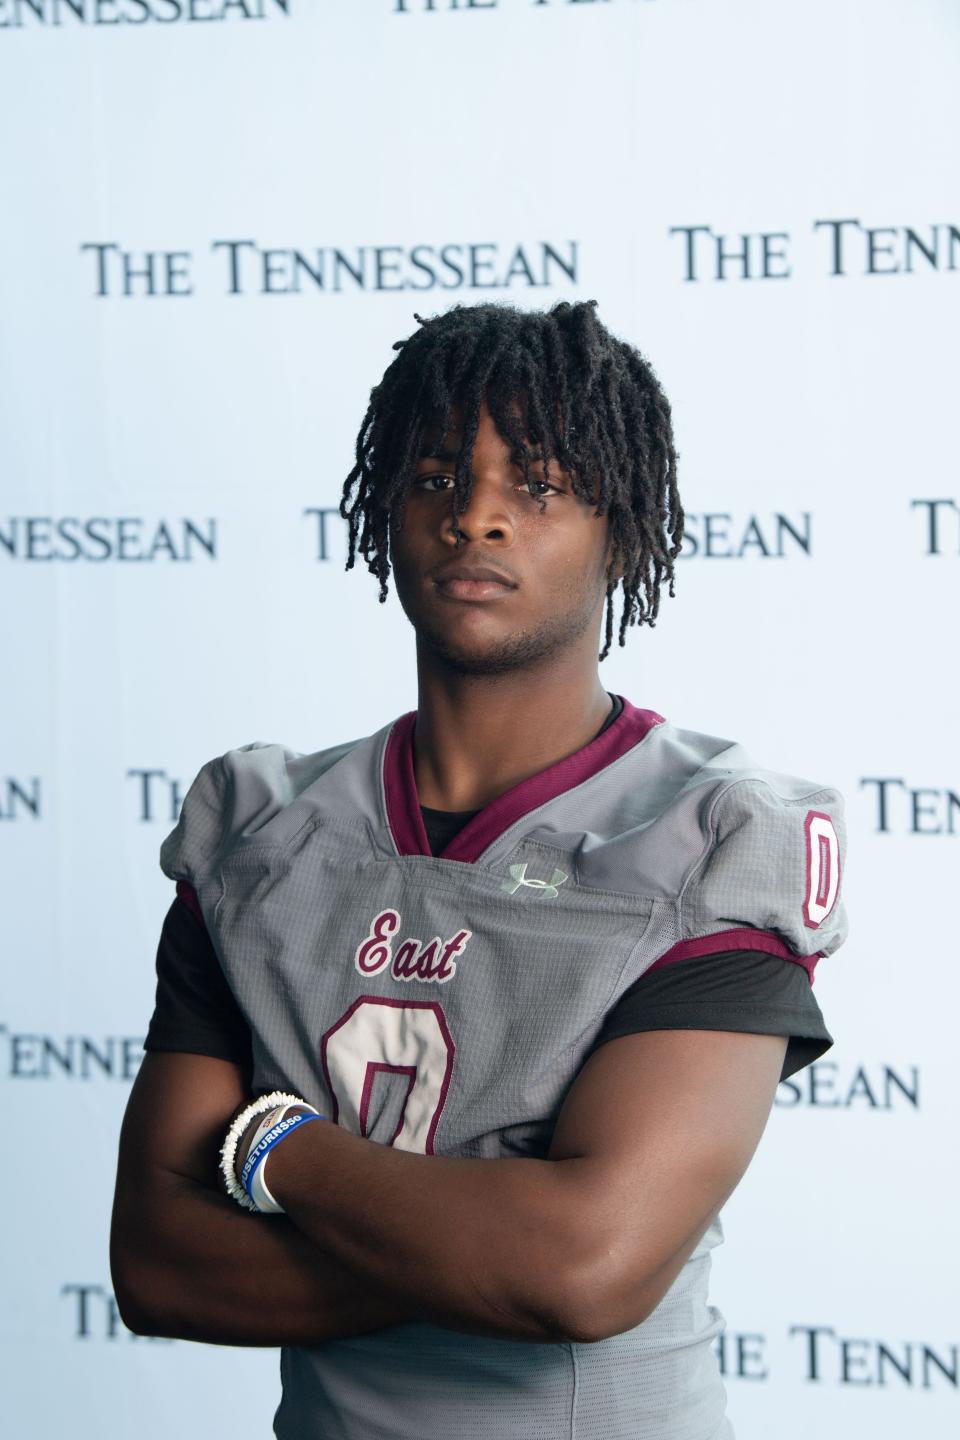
160,700,847,1440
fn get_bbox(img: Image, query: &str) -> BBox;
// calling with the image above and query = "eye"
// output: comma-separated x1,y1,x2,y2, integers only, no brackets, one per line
415,473,454,492
521,476,563,499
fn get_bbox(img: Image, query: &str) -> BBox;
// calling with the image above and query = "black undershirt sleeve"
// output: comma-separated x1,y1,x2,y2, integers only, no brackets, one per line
144,895,253,1075
590,949,834,1082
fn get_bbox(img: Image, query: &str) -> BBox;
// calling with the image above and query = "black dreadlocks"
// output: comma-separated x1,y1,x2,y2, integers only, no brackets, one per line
339,299,684,660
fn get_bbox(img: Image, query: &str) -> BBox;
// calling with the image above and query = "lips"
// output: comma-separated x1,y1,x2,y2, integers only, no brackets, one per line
431,562,518,602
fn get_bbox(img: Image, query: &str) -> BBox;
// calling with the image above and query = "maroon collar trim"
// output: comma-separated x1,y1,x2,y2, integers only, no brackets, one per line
383,712,433,858
383,698,665,863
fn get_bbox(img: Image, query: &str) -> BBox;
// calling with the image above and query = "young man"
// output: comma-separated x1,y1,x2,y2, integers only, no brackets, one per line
111,300,846,1439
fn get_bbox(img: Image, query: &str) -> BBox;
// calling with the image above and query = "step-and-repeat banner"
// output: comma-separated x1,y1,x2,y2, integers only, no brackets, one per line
1,1,956,1435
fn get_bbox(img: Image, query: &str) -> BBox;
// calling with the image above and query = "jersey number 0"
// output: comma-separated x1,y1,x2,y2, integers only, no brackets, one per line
320,996,456,1154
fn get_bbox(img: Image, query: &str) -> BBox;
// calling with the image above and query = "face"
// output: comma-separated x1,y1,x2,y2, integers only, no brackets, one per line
390,401,612,676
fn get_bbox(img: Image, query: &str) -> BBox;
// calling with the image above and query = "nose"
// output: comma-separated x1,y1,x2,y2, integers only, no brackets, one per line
440,473,515,548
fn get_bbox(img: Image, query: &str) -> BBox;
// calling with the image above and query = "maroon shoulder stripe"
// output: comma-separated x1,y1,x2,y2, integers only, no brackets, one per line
645,928,822,984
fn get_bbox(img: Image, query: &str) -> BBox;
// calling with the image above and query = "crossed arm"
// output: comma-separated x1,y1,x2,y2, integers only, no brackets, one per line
110,1028,787,1347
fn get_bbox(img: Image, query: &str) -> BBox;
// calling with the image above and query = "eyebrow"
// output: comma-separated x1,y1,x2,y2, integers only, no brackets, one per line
417,446,461,462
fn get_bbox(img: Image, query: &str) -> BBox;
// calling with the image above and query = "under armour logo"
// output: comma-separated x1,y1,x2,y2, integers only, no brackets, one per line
500,863,568,900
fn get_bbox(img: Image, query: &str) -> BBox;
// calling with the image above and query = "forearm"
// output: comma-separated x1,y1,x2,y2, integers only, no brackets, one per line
111,1170,410,1346
265,1123,598,1343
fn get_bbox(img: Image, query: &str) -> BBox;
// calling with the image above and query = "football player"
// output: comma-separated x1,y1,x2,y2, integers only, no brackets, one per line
111,300,846,1439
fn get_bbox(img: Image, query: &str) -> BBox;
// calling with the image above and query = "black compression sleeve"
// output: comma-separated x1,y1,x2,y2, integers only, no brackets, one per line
144,894,253,1073
592,949,833,1082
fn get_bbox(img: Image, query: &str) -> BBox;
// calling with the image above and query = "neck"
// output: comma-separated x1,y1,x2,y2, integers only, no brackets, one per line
412,640,613,812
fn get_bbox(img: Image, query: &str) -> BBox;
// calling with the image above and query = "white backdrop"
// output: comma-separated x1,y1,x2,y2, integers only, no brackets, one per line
1,1,958,1435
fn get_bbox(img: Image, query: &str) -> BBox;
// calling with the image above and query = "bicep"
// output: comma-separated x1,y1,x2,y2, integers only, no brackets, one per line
111,1049,250,1326
547,1028,787,1329
116,1050,248,1193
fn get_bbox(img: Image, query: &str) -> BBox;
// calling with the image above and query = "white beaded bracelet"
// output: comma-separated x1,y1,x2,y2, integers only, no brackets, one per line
219,1090,319,1214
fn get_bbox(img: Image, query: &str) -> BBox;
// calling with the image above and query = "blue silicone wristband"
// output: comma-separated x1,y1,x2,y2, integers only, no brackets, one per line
241,1111,324,1198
